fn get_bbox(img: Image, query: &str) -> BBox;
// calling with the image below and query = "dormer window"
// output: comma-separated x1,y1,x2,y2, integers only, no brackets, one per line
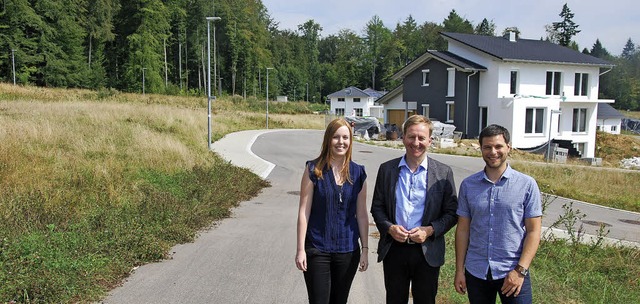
422,69,430,86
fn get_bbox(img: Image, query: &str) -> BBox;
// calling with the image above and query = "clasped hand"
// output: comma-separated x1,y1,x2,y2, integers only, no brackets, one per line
389,225,433,243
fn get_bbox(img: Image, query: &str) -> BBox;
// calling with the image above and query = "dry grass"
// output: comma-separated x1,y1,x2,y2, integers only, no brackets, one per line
0,83,325,302
623,110,640,120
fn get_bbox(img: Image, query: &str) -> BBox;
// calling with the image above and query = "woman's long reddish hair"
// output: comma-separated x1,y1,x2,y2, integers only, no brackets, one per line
313,118,353,184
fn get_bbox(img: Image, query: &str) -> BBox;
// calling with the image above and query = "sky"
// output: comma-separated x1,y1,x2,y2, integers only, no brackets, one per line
261,0,638,55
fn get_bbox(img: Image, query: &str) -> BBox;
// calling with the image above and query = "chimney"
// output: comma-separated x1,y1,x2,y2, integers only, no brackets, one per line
509,31,516,42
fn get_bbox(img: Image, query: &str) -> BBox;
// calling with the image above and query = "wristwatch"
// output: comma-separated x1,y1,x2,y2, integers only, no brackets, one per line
514,264,529,276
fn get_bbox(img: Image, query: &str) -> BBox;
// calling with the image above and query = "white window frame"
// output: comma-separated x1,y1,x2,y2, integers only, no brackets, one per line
422,104,430,118
353,97,361,102
572,108,587,133
354,108,363,117
479,107,488,130
545,71,562,96
611,125,618,132
510,70,519,95
337,97,345,102
335,108,345,116
525,108,545,134
574,142,586,156
446,101,455,123
422,69,430,86
574,73,589,96
447,68,455,97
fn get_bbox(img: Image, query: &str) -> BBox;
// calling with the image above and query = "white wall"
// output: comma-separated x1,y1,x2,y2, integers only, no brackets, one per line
597,119,622,135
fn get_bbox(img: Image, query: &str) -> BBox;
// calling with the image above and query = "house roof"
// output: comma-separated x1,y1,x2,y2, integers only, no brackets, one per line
441,32,613,67
376,84,403,105
392,50,487,80
327,86,384,98
597,103,624,119
363,88,386,99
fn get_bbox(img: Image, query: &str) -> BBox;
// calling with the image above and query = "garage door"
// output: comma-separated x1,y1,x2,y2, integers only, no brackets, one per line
387,110,416,128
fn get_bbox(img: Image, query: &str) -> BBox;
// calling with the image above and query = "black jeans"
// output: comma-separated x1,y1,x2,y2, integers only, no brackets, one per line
303,246,360,304
382,242,440,304
465,269,533,304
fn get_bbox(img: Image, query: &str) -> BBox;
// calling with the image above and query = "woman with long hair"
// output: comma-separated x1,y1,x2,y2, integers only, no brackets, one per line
295,118,369,304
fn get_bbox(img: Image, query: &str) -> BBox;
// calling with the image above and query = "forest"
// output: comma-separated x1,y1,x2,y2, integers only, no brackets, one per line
1,0,639,110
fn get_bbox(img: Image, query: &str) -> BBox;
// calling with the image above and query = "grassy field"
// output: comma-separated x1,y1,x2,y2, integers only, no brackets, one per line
0,83,638,303
0,84,325,302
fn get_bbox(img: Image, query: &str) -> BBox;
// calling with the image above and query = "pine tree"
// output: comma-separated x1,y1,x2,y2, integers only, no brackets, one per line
475,18,496,36
442,9,474,34
552,3,581,47
621,38,636,59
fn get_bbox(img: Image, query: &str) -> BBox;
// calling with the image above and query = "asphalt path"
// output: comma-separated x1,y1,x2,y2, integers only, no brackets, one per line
103,129,640,304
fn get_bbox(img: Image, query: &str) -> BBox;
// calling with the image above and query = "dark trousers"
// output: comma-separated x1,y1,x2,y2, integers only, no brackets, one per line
382,242,440,304
303,246,360,304
465,269,533,304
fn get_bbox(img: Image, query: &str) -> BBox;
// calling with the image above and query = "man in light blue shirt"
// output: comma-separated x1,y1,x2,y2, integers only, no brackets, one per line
372,115,458,304
454,124,542,304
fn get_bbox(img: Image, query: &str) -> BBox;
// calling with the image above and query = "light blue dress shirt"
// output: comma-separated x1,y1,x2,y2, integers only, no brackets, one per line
395,156,428,230
457,165,542,280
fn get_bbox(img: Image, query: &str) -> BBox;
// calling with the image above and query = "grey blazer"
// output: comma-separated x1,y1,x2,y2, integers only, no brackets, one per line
370,156,458,267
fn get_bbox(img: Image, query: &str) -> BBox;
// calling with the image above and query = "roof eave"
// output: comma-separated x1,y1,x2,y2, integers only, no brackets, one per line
503,58,614,67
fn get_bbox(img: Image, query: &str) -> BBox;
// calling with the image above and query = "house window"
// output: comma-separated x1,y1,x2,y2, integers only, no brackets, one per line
422,104,430,118
354,108,363,117
510,70,518,95
572,108,587,132
353,97,361,102
446,101,455,123
525,108,544,134
337,97,345,102
447,68,455,97
479,107,488,130
335,108,345,116
574,142,586,156
422,69,430,86
574,73,589,96
611,125,618,132
545,71,562,95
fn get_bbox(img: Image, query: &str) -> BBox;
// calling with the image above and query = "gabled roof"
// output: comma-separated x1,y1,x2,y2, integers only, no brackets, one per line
392,50,487,80
363,88,386,99
327,86,370,98
597,103,624,119
441,32,613,67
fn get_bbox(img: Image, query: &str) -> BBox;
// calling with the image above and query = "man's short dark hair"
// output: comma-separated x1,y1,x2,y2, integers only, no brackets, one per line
479,124,511,145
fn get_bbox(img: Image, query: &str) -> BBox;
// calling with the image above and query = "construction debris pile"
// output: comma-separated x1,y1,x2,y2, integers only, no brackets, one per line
620,157,640,170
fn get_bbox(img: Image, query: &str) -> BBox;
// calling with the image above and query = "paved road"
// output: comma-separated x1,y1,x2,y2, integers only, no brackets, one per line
103,129,640,304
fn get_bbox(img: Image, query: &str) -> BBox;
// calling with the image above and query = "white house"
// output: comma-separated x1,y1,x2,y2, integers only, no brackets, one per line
327,86,385,119
596,103,623,134
388,32,615,158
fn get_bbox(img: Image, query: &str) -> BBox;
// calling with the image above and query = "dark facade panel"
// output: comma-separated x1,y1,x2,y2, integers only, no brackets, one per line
402,59,481,138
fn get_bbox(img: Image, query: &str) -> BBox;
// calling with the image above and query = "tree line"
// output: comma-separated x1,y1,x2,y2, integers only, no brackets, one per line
1,1,638,110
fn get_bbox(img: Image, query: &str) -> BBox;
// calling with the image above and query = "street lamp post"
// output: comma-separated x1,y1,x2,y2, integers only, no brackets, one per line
206,16,221,150
546,109,562,161
142,68,147,95
266,67,274,129
11,49,16,85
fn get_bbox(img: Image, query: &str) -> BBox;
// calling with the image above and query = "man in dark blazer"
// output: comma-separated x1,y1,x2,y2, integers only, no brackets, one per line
371,115,458,304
